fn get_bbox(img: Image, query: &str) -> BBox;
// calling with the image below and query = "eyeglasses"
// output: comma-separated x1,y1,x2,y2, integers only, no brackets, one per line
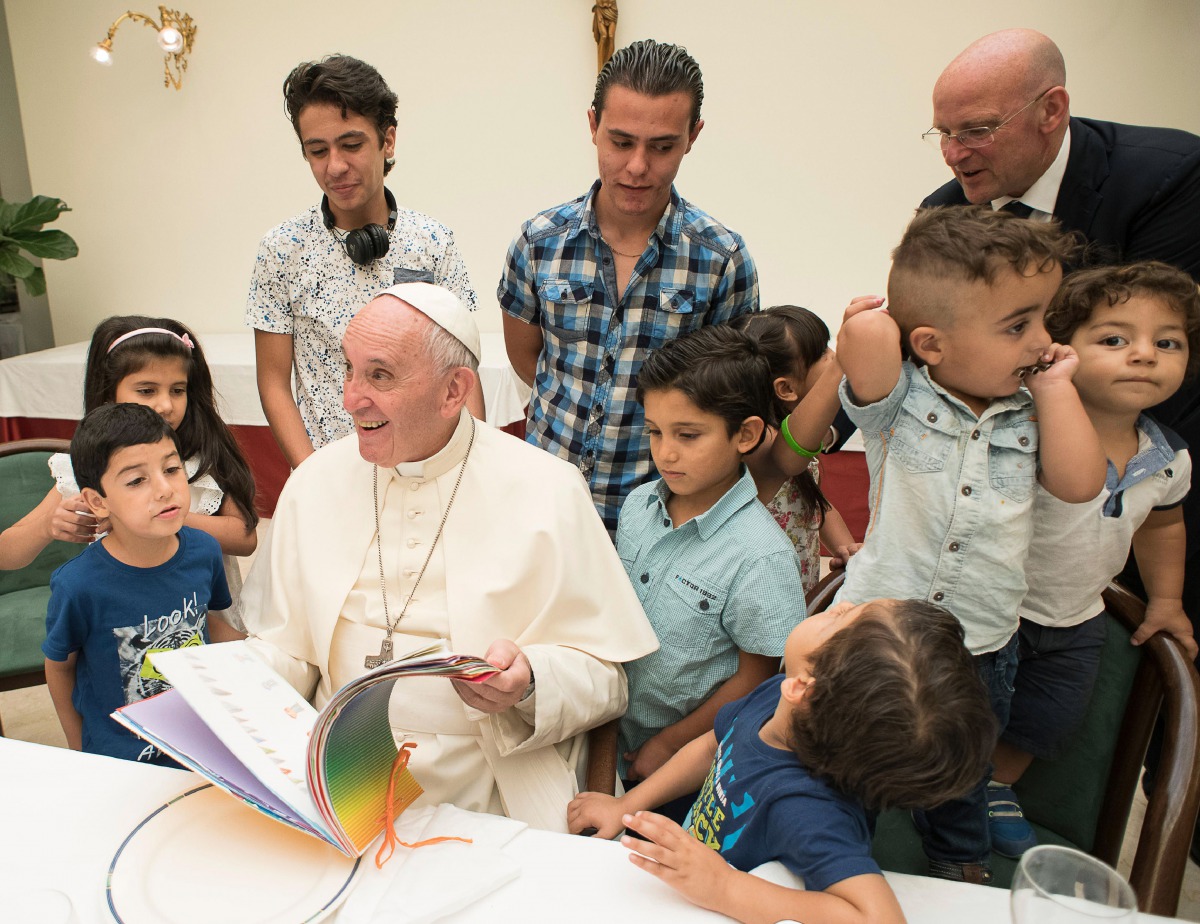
922,88,1053,150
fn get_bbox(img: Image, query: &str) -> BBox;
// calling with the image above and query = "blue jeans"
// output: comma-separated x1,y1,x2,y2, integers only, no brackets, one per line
914,633,1017,865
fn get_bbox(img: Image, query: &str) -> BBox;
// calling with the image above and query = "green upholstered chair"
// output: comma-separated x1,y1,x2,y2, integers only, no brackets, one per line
0,439,85,735
803,571,1200,917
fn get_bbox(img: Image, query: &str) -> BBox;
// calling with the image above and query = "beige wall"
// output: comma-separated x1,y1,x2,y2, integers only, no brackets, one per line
5,0,1200,346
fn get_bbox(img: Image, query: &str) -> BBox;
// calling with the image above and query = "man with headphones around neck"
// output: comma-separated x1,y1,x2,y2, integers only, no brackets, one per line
247,54,481,470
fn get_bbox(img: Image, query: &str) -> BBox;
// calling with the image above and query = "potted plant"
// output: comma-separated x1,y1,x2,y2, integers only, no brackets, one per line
0,195,78,306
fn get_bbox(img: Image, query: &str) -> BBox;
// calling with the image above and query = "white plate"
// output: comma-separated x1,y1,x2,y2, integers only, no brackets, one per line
106,784,362,924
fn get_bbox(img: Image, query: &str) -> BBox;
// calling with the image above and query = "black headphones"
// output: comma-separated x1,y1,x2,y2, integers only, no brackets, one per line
321,187,399,266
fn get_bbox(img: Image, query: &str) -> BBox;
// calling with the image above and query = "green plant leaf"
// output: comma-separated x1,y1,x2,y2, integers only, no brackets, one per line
0,246,35,279
22,266,46,297
0,200,17,229
8,229,78,260
8,195,70,233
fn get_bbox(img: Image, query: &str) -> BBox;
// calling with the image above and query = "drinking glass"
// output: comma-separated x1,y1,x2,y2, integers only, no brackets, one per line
1011,845,1137,923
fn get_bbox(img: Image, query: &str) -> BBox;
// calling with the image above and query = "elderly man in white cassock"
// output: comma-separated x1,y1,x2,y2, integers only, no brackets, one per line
241,282,658,831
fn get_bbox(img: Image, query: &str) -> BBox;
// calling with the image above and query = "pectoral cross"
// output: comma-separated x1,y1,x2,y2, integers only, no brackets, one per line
365,635,394,669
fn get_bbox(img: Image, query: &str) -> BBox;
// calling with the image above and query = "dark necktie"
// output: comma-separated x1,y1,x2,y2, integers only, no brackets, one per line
1001,200,1035,220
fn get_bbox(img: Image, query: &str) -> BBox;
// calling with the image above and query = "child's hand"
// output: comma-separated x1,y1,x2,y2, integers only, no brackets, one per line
50,494,103,544
827,541,863,570
842,295,886,324
802,347,837,397
1022,343,1079,393
1133,600,1198,659
624,734,677,781
622,810,734,913
567,791,627,839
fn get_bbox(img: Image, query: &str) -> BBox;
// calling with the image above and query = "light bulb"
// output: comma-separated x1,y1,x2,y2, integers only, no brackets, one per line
157,26,184,53
90,43,113,65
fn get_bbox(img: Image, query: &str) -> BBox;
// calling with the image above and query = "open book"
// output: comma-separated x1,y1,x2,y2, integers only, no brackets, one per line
112,640,498,858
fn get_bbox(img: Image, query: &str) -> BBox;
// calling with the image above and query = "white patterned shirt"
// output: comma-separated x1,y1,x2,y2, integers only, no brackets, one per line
246,201,477,449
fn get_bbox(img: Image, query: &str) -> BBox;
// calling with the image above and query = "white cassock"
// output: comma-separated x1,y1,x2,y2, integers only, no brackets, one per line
241,410,659,831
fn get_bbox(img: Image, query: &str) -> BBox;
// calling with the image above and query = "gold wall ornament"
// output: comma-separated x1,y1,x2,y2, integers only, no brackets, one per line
90,6,197,90
592,0,617,73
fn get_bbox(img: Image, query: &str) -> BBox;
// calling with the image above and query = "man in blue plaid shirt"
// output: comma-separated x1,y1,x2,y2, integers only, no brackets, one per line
498,39,759,534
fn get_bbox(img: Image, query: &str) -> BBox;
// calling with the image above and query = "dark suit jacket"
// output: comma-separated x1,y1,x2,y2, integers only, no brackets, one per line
923,115,1200,623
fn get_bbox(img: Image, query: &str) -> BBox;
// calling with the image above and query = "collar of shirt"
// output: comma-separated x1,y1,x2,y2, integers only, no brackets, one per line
648,465,760,540
390,408,474,480
992,124,1071,218
1101,414,1181,517
915,362,1034,419
573,179,684,252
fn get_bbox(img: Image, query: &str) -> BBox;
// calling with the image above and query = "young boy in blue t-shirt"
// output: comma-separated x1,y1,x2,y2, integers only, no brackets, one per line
43,403,238,764
833,205,1107,882
569,597,994,924
616,325,805,795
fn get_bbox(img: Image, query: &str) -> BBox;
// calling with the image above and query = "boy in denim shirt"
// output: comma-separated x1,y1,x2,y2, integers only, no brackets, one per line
834,206,1106,883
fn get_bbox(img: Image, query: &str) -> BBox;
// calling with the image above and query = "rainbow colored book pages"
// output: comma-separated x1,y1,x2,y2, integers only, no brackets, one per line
113,641,498,858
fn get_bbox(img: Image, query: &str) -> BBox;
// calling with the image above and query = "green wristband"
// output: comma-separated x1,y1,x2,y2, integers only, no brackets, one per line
780,415,822,457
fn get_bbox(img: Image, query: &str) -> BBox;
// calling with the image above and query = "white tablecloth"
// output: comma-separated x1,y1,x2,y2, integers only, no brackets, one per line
0,738,1174,924
0,331,527,428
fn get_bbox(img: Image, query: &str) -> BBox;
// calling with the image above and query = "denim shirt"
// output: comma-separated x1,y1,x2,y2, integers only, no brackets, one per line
615,467,803,772
497,181,758,532
837,362,1040,654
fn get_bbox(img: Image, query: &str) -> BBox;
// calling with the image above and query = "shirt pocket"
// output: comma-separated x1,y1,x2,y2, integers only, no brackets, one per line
654,570,728,654
988,425,1039,503
887,392,957,474
652,287,705,343
539,277,596,343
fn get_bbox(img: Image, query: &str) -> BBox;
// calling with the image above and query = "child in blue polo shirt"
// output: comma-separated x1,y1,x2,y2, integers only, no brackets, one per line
617,325,804,804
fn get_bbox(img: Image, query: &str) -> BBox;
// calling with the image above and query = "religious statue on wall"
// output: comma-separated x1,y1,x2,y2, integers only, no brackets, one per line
592,0,618,72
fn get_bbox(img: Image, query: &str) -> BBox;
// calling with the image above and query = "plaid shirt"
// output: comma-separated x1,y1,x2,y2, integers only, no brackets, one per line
498,181,758,532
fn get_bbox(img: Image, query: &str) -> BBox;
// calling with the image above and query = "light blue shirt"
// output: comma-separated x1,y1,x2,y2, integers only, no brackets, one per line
837,362,1040,654
615,467,805,771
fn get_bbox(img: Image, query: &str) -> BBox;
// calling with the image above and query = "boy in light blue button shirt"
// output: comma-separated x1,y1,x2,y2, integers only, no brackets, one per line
617,325,804,810
834,205,1106,884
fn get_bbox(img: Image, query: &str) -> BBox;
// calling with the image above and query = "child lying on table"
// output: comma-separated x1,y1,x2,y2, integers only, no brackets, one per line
568,598,995,924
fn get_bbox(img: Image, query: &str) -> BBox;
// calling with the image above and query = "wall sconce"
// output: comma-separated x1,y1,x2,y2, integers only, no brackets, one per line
90,6,197,90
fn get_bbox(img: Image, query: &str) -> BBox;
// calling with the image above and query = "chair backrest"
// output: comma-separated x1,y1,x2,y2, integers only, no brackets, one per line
803,571,1200,916
0,439,83,596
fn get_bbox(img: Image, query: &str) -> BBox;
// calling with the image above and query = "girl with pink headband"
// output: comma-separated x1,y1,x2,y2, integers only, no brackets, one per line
0,316,258,630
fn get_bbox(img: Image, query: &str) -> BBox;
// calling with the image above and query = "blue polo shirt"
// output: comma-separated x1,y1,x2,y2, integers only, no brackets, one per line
616,467,804,771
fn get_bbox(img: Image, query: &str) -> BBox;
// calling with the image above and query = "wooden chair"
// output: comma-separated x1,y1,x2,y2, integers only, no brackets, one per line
803,571,1200,916
0,439,84,735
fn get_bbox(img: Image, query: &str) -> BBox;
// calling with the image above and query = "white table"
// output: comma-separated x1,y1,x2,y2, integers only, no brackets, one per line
0,738,1173,924
0,330,526,429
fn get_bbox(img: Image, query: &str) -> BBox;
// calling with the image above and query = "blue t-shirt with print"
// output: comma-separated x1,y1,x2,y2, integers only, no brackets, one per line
684,675,881,891
43,526,231,764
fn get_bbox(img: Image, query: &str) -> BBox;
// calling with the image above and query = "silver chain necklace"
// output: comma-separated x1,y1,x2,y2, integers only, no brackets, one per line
364,419,475,669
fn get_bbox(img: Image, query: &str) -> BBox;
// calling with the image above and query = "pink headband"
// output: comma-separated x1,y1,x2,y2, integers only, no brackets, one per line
106,327,195,354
